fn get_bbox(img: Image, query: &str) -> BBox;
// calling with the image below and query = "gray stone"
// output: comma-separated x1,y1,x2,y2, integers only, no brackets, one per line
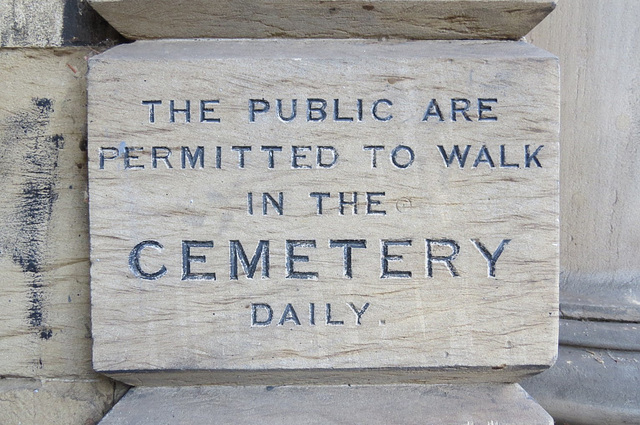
528,0,640,323
522,345,640,425
520,2,640,423
558,318,640,352
88,0,556,41
99,383,553,425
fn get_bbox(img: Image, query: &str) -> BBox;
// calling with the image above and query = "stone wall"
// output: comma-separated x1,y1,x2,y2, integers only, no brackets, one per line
0,2,126,424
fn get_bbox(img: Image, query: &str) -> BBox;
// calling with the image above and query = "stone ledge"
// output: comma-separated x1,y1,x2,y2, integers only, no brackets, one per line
99,383,552,425
522,345,640,425
88,0,555,41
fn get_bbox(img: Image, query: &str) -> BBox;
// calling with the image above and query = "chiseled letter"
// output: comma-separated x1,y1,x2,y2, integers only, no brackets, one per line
286,240,318,280
251,303,273,326
381,240,412,278
229,240,270,279
329,239,367,278
426,239,460,277
471,239,511,278
182,240,216,281
129,240,167,280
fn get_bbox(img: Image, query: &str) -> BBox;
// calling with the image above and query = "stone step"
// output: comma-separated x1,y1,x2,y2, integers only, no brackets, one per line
88,0,555,41
98,383,553,425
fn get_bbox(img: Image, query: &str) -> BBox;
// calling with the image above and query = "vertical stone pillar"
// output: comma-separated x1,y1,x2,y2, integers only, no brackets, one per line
521,1,640,423
0,2,126,424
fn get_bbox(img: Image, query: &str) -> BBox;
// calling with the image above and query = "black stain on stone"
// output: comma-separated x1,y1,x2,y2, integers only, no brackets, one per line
34,98,54,114
0,97,61,340
62,0,126,46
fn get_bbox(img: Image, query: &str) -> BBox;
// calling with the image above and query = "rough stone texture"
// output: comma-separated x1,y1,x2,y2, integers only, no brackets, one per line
99,383,553,425
0,47,128,423
0,47,95,379
0,378,127,425
88,0,555,40
88,39,559,386
0,0,122,47
527,0,640,323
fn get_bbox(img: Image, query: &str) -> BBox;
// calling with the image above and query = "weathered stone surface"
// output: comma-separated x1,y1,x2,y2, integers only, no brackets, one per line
0,378,127,425
0,48,102,379
88,0,555,41
99,383,553,425
519,2,640,424
88,39,559,385
0,0,122,47
527,0,640,323
522,345,640,425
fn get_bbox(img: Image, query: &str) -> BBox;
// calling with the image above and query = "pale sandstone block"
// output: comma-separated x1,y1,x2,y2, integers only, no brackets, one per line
88,0,555,41
0,0,121,47
0,48,102,379
0,378,127,425
98,383,553,425
89,39,559,385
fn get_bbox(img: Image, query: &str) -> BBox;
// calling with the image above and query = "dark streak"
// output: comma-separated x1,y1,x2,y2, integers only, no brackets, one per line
61,0,126,46
0,97,61,340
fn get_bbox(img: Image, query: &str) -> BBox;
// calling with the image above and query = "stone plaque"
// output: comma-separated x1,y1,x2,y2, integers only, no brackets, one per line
89,39,559,385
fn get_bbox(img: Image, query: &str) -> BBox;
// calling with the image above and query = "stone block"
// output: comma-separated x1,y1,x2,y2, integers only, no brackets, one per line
0,378,127,425
0,47,101,379
0,0,122,47
98,383,553,425
88,0,555,40
518,2,640,423
527,0,640,324
88,39,559,385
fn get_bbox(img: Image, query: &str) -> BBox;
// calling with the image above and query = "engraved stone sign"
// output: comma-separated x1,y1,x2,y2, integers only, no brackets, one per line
88,39,559,385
